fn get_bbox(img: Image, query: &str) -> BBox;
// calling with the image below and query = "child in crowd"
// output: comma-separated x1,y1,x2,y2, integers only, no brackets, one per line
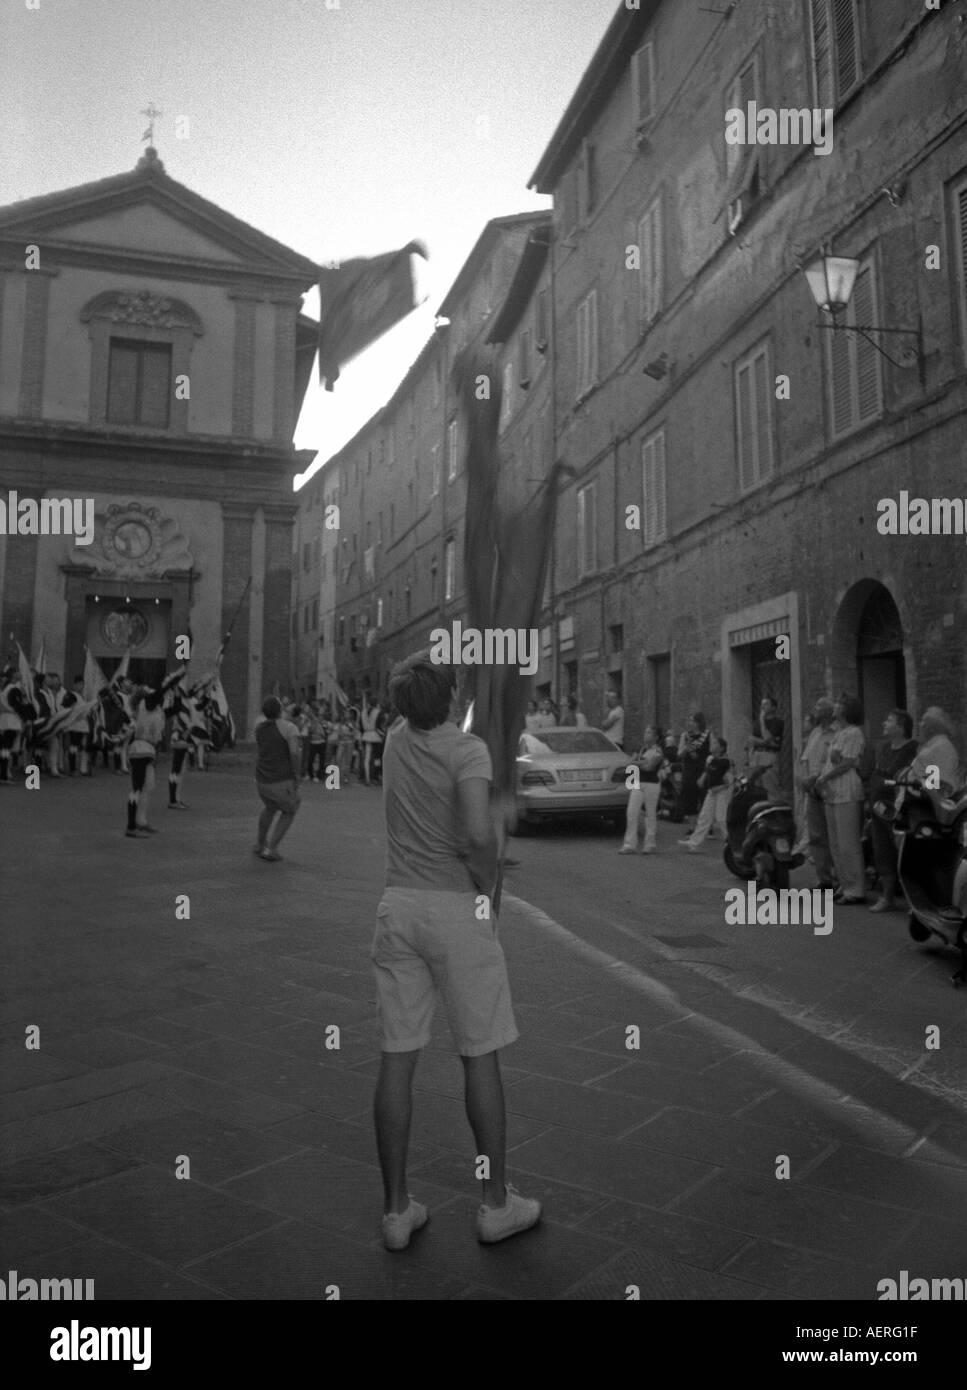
679,735,732,851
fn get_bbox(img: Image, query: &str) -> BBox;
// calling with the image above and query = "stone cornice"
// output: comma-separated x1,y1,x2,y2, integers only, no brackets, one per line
0,239,311,295
0,418,315,466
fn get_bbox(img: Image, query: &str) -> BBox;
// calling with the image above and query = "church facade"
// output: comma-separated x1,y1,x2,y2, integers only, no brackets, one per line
0,148,318,734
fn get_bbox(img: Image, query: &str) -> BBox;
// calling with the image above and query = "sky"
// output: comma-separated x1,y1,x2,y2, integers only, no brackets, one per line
0,0,612,487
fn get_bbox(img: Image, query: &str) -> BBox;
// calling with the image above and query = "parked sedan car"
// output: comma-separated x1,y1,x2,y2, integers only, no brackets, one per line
513,727,632,832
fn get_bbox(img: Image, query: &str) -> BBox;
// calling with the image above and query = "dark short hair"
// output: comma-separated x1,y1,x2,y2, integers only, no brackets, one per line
143,690,162,711
263,696,282,719
889,708,914,739
837,693,863,726
389,650,456,730
567,694,578,710
691,711,707,731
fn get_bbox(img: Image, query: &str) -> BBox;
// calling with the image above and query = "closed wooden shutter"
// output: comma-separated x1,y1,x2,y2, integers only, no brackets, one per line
642,431,666,545
853,264,882,424
735,359,755,491
633,42,655,124
957,182,967,356
140,344,171,427
753,347,773,481
829,312,853,436
810,0,834,107
833,0,859,96
106,340,139,423
587,291,598,388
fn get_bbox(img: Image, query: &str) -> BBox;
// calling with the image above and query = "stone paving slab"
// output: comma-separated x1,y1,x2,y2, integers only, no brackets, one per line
185,1216,471,1300
0,1140,141,1205
94,1109,310,1186
672,1170,921,1264
561,1246,769,1300
508,1125,716,1208
40,1166,288,1267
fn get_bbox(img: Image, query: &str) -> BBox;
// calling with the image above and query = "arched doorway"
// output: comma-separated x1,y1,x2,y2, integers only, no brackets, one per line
831,581,907,734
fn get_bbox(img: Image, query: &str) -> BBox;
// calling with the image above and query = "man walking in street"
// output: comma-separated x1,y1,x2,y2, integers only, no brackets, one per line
797,696,837,888
253,695,302,862
371,650,541,1251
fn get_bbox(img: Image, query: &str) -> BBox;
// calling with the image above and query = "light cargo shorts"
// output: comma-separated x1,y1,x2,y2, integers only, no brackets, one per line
371,887,519,1057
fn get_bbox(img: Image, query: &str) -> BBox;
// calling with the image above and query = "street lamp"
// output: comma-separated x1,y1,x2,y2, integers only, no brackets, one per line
802,250,924,382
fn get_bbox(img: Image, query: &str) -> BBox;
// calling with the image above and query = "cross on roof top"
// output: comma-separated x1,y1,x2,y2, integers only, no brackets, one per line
140,103,163,146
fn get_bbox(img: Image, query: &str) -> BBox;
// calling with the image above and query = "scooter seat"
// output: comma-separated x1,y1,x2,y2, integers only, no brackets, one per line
938,906,965,922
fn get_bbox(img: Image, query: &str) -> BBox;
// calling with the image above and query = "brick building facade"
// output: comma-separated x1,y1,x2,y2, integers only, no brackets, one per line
302,0,966,776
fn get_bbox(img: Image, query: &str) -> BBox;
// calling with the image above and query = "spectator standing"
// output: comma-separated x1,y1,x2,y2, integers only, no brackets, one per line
797,697,836,887
535,698,557,730
868,709,918,913
619,725,664,855
679,736,732,850
910,707,962,790
602,690,625,750
559,694,587,729
816,693,867,904
524,700,541,734
361,696,382,785
748,695,785,799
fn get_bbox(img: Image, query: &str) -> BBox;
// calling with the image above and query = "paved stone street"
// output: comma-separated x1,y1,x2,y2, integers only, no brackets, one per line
2,757,967,1300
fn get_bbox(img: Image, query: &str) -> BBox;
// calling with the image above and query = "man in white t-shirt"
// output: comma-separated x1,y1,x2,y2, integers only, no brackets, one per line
602,690,625,749
371,651,541,1252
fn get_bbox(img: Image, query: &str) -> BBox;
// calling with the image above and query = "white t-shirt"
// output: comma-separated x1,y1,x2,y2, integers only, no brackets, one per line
603,705,625,746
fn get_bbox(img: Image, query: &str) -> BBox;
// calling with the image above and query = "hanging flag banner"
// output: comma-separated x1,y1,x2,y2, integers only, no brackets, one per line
318,240,429,391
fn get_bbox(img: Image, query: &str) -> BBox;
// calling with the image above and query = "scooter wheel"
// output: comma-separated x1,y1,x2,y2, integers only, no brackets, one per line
724,844,756,881
908,914,931,943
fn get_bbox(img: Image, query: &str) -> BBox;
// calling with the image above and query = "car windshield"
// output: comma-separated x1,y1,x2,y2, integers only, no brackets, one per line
519,730,617,755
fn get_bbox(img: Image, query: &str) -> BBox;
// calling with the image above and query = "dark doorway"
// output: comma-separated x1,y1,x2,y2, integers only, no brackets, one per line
856,587,906,735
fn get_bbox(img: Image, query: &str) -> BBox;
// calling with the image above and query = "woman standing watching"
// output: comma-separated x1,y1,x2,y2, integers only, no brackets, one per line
910,707,962,790
868,709,918,913
816,693,867,904
619,725,664,855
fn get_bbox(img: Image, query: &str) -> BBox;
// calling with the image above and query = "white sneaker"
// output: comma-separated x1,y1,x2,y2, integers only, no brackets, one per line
476,1183,542,1244
381,1197,428,1251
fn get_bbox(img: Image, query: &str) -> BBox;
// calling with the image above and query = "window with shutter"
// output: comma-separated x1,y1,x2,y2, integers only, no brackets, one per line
638,196,663,328
577,483,597,577
107,339,171,426
832,0,859,96
954,179,967,364
632,41,655,126
448,418,459,477
727,58,758,177
811,0,859,105
576,292,598,397
734,342,775,491
641,431,667,547
579,141,597,222
826,259,882,438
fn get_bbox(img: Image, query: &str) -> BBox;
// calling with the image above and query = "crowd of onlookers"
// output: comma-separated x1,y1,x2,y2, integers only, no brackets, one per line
280,695,390,786
519,684,964,911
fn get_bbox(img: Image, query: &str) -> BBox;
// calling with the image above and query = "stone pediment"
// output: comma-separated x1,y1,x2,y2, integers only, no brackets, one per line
0,157,319,281
67,502,193,576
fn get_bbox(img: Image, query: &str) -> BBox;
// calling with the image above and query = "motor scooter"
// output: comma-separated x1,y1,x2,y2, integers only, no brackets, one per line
724,767,805,889
881,768,967,986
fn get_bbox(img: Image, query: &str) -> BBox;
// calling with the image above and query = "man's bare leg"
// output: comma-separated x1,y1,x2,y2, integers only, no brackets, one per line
461,1050,507,1208
374,1049,421,1214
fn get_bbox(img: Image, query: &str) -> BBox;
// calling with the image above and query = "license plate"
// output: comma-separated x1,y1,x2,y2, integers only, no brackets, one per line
561,768,602,783
774,837,790,853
